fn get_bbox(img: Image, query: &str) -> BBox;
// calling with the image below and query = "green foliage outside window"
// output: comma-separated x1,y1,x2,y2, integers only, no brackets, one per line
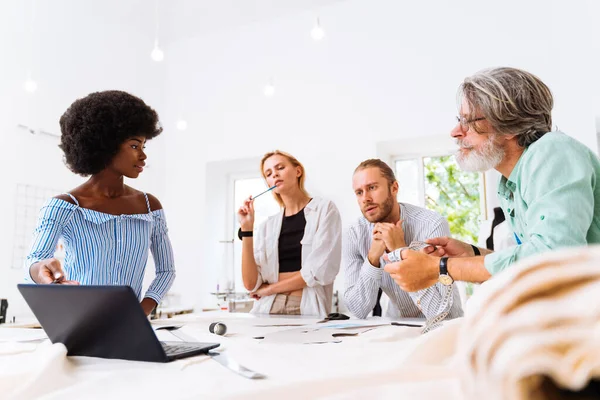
423,155,481,244
423,155,482,298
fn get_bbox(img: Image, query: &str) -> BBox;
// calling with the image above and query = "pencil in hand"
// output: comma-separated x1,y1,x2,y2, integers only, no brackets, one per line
251,185,277,200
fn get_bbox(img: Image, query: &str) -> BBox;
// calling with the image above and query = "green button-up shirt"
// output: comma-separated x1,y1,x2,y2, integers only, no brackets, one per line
484,131,600,275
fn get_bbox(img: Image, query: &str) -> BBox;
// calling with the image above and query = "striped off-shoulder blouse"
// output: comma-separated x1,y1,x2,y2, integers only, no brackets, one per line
24,192,175,303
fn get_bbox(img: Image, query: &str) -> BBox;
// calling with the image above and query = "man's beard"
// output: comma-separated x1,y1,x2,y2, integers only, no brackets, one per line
363,191,396,223
455,134,505,172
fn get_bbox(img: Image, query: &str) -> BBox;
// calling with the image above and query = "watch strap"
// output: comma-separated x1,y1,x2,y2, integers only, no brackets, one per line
238,228,253,240
439,256,449,275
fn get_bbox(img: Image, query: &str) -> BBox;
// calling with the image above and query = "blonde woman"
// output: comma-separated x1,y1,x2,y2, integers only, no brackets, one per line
237,151,342,316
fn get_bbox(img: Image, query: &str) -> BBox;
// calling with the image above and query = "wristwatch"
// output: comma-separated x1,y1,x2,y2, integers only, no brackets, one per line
438,257,454,286
237,228,253,240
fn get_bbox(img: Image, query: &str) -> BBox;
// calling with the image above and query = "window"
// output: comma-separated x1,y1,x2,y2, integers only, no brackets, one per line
395,154,485,300
230,176,279,292
394,159,422,207
394,155,485,243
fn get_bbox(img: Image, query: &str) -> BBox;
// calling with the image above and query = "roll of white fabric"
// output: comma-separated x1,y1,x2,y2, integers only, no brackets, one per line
457,245,600,400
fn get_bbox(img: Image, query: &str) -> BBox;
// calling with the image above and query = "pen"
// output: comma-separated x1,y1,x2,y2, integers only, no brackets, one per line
251,185,276,200
391,322,422,327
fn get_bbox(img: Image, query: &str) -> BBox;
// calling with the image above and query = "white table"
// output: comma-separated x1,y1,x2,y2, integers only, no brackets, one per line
0,312,462,400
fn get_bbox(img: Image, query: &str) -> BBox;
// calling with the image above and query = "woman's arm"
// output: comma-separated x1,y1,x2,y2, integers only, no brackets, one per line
241,236,260,291
252,272,306,297
238,196,262,291
26,198,75,284
144,195,176,313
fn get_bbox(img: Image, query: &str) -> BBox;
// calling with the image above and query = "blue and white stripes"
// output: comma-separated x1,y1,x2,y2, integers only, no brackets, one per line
24,195,175,304
343,202,463,320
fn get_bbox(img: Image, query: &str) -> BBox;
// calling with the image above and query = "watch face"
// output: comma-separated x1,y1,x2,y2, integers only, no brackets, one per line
439,274,453,286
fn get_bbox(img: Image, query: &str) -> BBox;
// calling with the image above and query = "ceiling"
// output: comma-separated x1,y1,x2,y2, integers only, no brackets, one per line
16,0,346,46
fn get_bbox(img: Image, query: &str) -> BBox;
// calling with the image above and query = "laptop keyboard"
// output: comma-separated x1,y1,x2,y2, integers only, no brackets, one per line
161,342,206,356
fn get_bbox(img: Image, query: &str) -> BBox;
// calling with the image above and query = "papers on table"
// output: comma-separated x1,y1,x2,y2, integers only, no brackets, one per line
257,318,425,344
0,328,48,342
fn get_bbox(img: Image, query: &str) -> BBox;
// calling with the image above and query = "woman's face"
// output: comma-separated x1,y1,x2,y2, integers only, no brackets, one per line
109,136,147,178
262,154,301,193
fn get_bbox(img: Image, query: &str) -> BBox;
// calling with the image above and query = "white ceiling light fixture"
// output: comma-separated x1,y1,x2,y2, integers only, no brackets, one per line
176,119,188,131
311,17,325,41
24,0,37,93
263,79,275,97
23,74,38,93
150,0,164,62
151,45,164,62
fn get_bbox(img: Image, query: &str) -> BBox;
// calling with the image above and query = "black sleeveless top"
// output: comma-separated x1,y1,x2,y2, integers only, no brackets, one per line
278,209,307,273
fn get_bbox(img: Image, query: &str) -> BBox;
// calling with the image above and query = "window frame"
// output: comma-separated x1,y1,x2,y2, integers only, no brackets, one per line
391,152,488,221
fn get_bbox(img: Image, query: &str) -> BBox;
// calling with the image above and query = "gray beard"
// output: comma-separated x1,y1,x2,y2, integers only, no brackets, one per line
455,135,505,172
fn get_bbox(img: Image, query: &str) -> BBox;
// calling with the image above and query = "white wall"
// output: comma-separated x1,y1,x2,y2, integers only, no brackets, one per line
160,0,599,310
2,0,599,316
0,0,168,318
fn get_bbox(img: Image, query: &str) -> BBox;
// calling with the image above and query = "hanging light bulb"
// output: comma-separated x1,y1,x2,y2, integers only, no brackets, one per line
150,0,164,62
151,41,164,62
264,81,275,97
176,119,188,131
311,18,325,41
23,76,38,93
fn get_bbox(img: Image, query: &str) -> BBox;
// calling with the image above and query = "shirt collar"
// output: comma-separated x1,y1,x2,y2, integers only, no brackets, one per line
497,147,528,199
304,197,317,212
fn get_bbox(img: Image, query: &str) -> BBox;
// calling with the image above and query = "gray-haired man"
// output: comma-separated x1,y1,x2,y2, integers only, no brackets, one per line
385,67,600,292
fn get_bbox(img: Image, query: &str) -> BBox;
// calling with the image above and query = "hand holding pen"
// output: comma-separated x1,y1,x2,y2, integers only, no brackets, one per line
237,185,276,230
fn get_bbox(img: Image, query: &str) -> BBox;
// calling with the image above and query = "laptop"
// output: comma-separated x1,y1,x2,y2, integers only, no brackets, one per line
17,284,219,362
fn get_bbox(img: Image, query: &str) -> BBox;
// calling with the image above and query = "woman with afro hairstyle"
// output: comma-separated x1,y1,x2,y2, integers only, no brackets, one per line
24,90,175,316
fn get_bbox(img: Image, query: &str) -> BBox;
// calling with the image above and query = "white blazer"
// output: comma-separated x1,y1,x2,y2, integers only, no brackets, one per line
250,197,342,316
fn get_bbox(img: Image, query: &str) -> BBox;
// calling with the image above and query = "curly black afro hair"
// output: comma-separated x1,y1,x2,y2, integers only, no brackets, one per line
59,90,163,176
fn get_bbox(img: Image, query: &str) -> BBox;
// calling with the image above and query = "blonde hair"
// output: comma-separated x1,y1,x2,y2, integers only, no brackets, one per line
260,150,310,208
459,67,553,148
354,159,397,186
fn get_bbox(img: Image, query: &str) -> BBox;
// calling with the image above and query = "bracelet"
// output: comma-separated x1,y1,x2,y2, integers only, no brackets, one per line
471,244,480,256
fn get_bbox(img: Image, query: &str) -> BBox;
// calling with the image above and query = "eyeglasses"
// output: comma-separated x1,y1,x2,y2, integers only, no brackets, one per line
456,116,485,132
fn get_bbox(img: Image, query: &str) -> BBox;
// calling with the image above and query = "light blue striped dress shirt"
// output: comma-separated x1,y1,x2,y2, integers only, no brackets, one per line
343,202,463,320
24,193,176,304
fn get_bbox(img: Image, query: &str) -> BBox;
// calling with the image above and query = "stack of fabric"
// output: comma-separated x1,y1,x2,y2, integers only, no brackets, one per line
458,246,600,400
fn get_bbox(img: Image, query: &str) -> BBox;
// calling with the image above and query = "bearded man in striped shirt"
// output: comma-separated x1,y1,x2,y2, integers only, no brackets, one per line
343,159,463,320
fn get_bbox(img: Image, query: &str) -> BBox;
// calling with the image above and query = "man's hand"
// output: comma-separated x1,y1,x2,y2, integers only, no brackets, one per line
384,249,439,292
250,283,272,299
374,221,406,251
423,237,474,257
31,258,79,285
368,236,387,267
